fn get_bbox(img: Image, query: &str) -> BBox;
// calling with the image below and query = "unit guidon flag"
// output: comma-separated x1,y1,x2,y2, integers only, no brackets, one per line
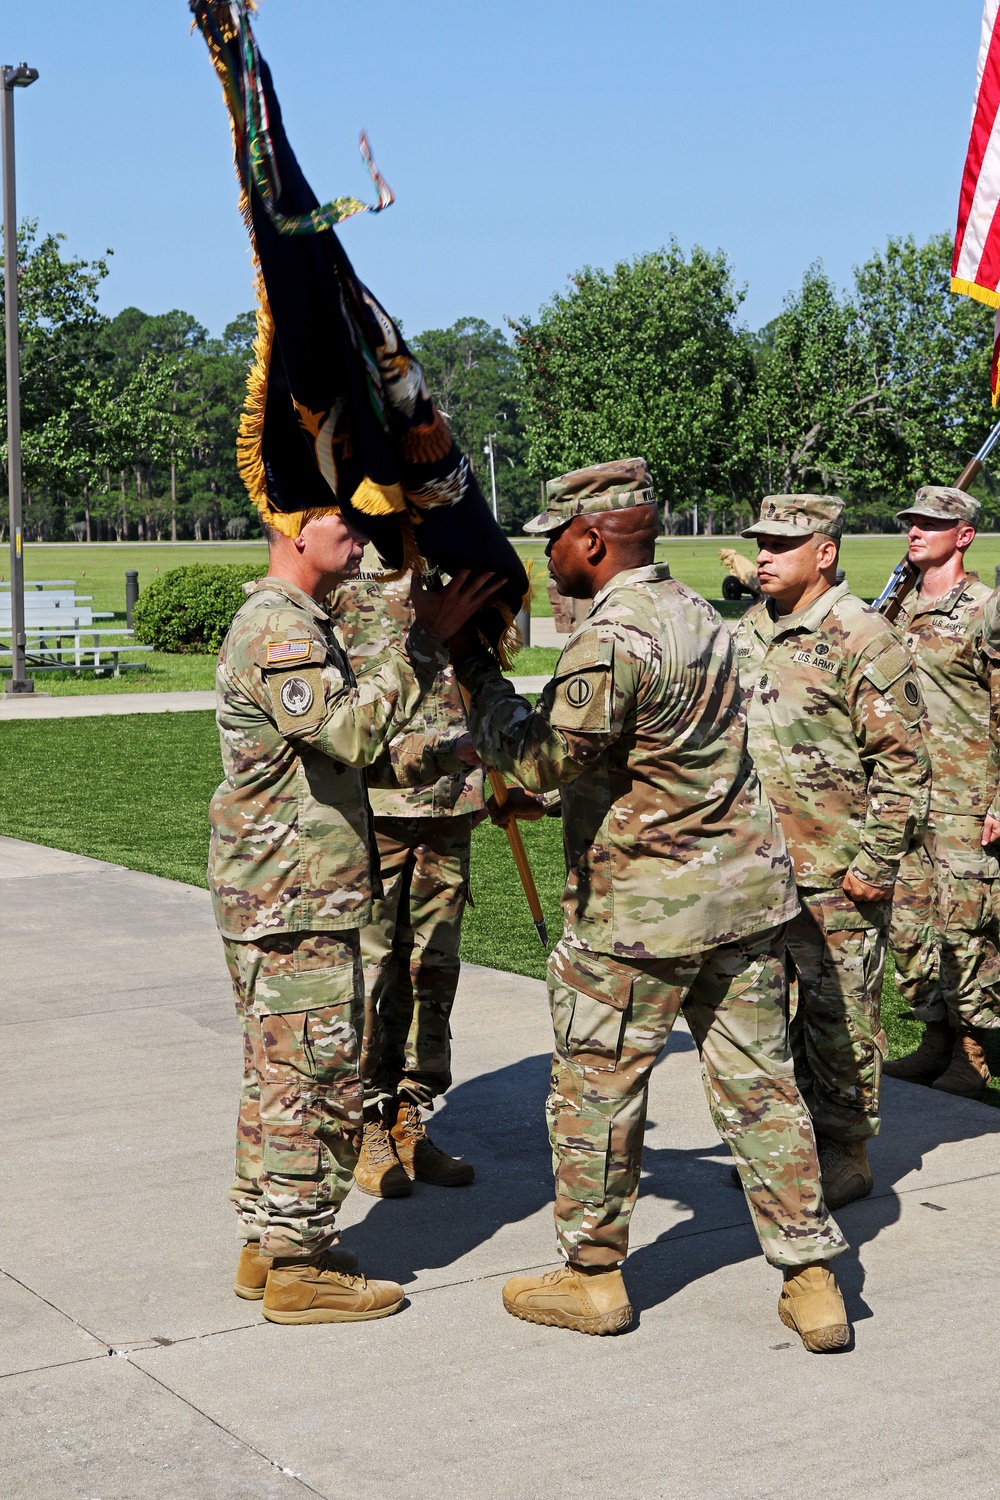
189,0,528,653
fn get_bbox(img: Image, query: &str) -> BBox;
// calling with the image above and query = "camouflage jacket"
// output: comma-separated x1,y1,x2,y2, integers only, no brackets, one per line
329,575,485,820
896,574,996,816
208,576,447,940
733,582,930,891
455,562,799,959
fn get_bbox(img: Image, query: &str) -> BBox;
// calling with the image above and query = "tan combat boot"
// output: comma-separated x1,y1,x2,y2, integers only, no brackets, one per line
818,1138,872,1209
778,1263,851,1352
353,1116,413,1198
390,1100,475,1187
932,1030,991,1097
883,1020,953,1082
502,1265,632,1336
234,1237,358,1300
262,1260,404,1324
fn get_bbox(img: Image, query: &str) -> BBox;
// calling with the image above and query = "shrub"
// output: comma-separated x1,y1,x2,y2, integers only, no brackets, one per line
132,563,264,653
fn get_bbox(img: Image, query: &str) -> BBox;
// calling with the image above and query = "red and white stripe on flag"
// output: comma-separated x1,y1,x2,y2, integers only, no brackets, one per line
952,0,1000,403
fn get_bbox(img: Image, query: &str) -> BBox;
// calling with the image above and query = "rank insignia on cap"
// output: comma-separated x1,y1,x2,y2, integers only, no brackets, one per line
266,640,311,665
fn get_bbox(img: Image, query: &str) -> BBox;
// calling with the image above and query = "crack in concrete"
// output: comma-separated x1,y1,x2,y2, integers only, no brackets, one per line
0,1268,329,1496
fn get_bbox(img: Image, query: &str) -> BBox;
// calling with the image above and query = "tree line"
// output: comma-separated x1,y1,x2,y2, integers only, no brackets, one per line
1,220,996,541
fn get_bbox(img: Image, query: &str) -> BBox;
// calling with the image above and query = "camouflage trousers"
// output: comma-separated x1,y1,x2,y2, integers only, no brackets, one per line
359,814,472,1114
223,930,365,1260
545,928,846,1272
890,814,1000,1032
787,889,888,1145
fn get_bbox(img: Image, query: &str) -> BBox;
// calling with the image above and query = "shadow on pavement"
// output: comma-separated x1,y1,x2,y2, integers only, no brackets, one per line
343,1025,1000,1331
627,1074,1000,1323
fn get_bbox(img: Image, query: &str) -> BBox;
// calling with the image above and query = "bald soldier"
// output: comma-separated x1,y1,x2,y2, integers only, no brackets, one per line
734,496,930,1210
886,487,1000,1094
450,459,852,1353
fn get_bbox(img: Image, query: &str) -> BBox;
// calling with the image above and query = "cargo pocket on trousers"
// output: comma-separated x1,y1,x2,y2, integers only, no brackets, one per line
255,951,360,1016
262,1136,323,1181
258,955,361,1085
550,945,632,1072
552,1110,612,1204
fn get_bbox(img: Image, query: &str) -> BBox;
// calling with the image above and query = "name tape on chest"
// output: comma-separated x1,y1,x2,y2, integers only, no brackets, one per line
266,639,312,666
792,650,837,674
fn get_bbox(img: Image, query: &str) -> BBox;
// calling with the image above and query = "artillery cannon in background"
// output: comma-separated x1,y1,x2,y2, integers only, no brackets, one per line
719,547,763,601
718,546,845,602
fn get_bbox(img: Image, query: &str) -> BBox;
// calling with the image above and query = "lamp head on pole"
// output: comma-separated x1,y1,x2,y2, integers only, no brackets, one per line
3,64,39,90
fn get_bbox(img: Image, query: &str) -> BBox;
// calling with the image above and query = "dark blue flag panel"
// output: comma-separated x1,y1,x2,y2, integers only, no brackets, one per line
190,0,529,656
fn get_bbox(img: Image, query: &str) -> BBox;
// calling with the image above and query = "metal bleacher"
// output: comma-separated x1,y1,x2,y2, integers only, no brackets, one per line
0,580,153,675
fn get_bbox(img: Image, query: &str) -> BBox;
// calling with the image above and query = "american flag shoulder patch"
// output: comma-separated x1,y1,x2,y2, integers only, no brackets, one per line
266,639,312,665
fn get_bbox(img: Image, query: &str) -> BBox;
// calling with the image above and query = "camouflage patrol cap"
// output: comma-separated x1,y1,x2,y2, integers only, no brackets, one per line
896,485,981,528
523,458,657,535
741,494,845,541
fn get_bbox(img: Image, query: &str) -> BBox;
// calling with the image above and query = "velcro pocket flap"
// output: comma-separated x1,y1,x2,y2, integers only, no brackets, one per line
945,849,1000,881
262,1138,324,1179
862,642,924,718
553,947,632,1072
551,945,633,1010
255,955,358,1015
550,637,615,734
861,642,911,691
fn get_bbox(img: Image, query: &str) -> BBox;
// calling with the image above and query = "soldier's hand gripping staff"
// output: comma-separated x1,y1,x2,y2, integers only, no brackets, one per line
209,507,501,1325
734,496,930,1212
451,459,852,1353
882,488,1000,1097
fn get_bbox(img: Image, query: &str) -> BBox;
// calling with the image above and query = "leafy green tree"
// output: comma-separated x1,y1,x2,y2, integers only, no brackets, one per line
409,317,535,528
743,235,996,527
511,242,756,525
0,221,112,538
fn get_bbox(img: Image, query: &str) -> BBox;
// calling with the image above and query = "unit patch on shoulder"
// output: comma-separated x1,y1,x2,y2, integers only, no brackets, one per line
266,639,311,665
565,676,594,708
279,676,314,716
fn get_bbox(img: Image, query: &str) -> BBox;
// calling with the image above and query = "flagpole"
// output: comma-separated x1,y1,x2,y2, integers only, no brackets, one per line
955,417,1000,491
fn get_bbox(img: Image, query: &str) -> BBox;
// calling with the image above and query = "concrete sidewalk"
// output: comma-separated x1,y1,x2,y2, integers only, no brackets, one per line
2,836,1000,1498
0,676,551,720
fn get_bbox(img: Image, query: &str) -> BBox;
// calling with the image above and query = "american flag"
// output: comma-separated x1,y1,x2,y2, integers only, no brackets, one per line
952,0,1000,403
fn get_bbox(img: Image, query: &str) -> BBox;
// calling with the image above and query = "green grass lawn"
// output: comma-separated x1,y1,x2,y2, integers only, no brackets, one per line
11,533,1000,695
2,711,995,1102
514,532,1000,615
13,540,267,615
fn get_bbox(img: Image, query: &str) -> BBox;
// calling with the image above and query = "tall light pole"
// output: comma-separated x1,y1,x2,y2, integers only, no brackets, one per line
483,432,499,522
2,61,39,694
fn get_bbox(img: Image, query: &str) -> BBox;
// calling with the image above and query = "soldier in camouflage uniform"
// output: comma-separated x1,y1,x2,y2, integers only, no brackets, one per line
330,574,485,1196
210,509,498,1324
885,487,1000,1096
452,459,851,1351
734,495,930,1211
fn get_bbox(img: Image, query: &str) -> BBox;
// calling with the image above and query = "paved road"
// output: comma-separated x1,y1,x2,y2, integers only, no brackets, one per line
3,835,999,1498
0,676,552,720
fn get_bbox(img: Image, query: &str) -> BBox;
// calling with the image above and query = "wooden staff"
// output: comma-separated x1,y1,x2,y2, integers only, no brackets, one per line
459,683,548,948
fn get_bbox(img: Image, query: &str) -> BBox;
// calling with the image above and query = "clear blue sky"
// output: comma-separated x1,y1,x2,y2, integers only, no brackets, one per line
1,1,989,340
